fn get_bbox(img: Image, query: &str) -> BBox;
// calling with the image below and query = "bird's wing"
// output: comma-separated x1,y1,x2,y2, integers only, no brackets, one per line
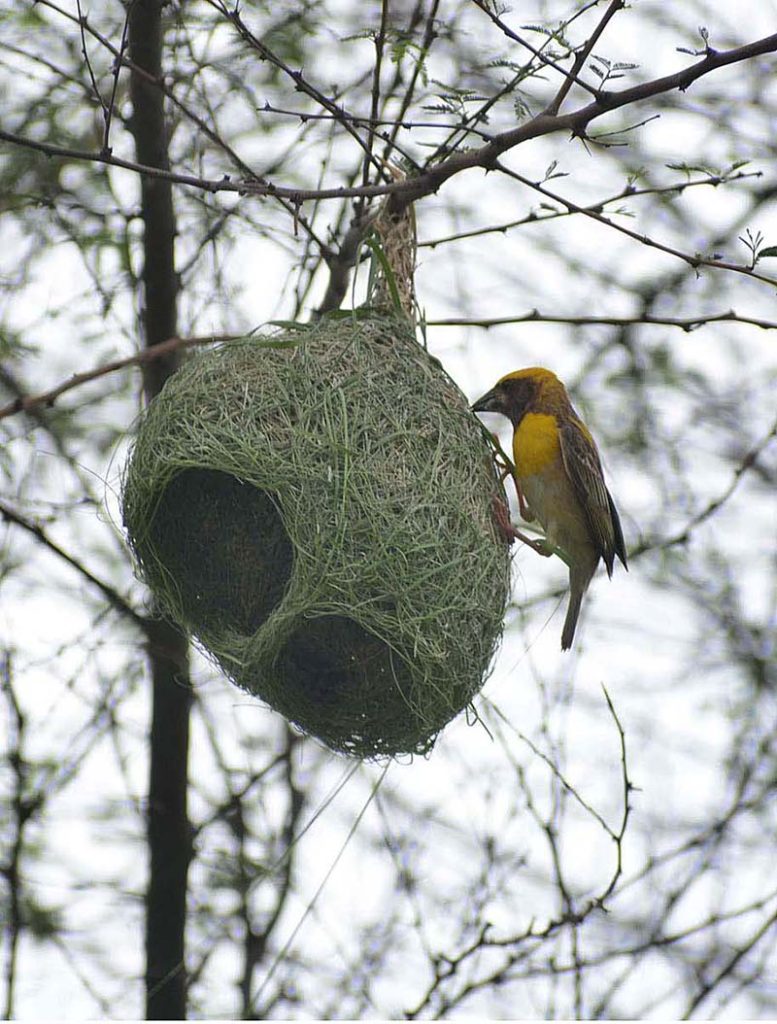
559,417,618,574
606,487,628,571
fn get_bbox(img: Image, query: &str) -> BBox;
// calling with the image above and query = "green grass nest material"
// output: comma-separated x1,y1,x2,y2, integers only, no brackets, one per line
122,312,511,758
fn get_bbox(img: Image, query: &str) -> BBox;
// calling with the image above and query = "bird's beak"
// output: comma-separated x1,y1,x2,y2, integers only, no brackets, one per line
471,387,499,414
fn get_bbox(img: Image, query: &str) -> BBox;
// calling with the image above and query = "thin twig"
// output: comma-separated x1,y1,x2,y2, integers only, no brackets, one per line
427,310,777,331
0,333,234,422
362,0,391,192
260,102,493,139
37,0,332,254
75,0,106,126
595,686,632,908
635,414,777,557
2,658,24,1021
471,0,601,102
4,30,776,211
0,499,146,628
546,0,625,115
495,161,777,287
388,0,442,154
249,763,390,1015
428,0,605,166
101,1,134,155
420,170,762,248
682,906,777,1019
211,0,382,173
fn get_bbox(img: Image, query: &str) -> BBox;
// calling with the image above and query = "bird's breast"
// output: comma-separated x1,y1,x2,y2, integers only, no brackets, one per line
513,412,561,477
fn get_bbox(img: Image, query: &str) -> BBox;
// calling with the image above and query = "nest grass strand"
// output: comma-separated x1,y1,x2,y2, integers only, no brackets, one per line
122,312,511,758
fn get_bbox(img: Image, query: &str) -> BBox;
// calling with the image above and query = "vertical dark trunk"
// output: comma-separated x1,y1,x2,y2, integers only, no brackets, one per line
143,620,191,1020
127,2,192,1019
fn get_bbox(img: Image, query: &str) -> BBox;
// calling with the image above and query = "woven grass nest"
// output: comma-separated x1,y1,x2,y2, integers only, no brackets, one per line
122,312,511,758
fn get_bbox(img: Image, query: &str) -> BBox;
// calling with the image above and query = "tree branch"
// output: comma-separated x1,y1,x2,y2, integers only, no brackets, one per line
0,334,235,422
633,414,777,558
494,161,777,286
36,0,333,255
2,30,774,212
127,2,192,1018
427,310,777,331
0,499,146,628
420,169,763,249
545,0,625,115
470,0,603,105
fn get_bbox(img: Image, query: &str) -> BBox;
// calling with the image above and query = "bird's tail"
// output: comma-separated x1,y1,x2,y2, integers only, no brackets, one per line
561,588,583,651
561,563,596,651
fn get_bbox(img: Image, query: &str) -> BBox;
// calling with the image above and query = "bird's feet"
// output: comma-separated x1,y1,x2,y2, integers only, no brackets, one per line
516,485,534,523
490,494,553,556
491,493,517,545
493,446,533,522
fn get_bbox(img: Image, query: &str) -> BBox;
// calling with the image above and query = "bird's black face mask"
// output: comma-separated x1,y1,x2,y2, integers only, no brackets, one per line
472,377,536,427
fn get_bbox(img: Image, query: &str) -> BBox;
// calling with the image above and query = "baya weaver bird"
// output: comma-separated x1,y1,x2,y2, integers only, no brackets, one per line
473,367,627,650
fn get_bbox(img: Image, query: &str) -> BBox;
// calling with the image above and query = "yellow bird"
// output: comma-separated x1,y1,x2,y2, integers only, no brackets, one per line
473,367,627,650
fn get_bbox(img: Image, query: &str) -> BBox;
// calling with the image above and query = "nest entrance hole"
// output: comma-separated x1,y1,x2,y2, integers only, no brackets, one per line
148,468,293,635
274,615,417,754
276,615,413,704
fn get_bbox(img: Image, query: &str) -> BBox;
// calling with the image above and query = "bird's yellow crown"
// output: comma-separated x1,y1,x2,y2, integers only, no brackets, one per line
498,367,560,387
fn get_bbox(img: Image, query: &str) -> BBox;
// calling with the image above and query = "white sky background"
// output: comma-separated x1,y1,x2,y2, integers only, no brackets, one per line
1,0,777,1017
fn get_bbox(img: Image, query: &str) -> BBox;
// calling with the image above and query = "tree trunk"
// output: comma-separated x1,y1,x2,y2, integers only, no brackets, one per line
128,2,192,1018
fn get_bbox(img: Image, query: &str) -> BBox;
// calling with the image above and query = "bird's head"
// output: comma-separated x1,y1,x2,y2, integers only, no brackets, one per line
472,367,561,427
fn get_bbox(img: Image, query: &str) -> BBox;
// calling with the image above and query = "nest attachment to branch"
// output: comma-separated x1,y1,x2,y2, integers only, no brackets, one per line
122,312,511,758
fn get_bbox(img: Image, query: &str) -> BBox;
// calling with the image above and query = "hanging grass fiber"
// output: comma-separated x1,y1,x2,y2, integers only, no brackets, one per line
122,312,511,758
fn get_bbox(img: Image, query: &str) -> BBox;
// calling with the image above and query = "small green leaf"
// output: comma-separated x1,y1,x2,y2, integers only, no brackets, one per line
757,246,777,259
